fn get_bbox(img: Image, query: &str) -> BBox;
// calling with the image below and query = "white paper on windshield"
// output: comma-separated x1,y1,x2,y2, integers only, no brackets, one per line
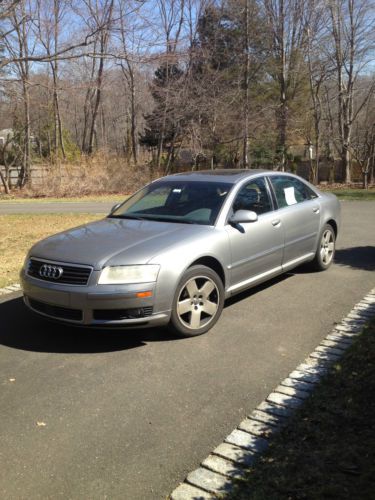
284,187,297,205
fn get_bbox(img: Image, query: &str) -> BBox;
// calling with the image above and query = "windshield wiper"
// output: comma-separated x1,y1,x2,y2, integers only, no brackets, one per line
109,214,202,224
145,216,197,224
108,214,147,221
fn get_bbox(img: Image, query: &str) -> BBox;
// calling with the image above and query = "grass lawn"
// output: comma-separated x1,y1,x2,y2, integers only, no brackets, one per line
224,318,375,500
0,214,99,288
325,188,375,200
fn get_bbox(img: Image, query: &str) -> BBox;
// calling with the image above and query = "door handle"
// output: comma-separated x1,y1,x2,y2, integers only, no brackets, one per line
312,207,320,213
271,219,281,226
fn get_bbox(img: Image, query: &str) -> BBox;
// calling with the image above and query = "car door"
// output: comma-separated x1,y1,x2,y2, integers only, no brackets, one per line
267,175,321,270
225,176,284,294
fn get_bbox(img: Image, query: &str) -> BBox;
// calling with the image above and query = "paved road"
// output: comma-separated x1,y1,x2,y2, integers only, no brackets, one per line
0,202,374,499
0,201,115,214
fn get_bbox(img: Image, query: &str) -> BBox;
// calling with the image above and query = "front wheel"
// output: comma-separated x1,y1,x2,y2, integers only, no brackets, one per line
168,265,225,337
310,224,336,271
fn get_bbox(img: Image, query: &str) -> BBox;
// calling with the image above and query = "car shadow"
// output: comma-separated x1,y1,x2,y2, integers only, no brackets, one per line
0,296,176,354
224,273,291,307
334,246,375,271
279,246,375,276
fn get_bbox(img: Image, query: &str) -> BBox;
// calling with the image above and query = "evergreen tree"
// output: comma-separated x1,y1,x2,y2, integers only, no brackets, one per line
140,62,183,150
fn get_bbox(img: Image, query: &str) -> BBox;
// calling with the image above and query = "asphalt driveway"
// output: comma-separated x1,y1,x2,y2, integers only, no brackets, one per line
0,201,374,499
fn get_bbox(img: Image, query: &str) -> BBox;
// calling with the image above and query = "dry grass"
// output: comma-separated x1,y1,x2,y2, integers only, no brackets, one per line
0,194,125,203
0,214,99,288
22,151,153,198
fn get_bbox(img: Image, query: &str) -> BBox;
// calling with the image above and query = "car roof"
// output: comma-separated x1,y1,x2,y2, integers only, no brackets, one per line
163,169,272,184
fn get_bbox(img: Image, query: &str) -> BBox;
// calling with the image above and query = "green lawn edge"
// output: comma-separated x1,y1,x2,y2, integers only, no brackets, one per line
330,190,375,201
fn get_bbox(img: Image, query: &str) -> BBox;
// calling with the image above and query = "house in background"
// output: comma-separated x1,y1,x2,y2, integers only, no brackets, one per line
0,129,14,147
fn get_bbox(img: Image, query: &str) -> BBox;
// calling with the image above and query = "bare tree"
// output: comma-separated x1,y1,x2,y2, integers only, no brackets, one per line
305,6,332,185
114,0,146,165
87,0,114,154
153,0,185,170
242,0,250,168
263,0,314,170
327,0,375,183
350,94,375,189
34,0,66,160
3,0,32,186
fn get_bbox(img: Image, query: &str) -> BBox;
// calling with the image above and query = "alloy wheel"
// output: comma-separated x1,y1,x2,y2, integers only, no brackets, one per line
177,275,220,330
320,229,335,266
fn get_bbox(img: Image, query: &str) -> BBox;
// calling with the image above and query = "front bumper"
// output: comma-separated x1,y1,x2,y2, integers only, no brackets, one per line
21,270,171,328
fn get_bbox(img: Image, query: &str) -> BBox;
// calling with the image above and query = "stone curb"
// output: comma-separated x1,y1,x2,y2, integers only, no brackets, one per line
0,283,21,296
169,289,375,499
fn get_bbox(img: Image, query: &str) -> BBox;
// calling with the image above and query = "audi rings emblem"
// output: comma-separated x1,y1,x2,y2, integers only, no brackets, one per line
39,264,64,280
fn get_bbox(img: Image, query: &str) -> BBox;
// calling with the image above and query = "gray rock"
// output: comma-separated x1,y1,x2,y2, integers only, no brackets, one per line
320,339,349,351
267,392,303,409
212,443,257,467
288,369,321,384
170,483,214,500
202,455,246,478
280,377,315,393
225,429,269,453
274,384,311,400
238,418,276,437
249,409,286,427
315,345,345,356
186,468,233,494
257,400,295,418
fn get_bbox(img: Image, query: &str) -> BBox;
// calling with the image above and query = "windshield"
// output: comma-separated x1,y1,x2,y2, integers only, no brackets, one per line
109,180,232,225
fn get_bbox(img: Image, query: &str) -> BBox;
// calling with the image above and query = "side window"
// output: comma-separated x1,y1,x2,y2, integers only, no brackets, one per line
270,176,317,209
233,177,272,216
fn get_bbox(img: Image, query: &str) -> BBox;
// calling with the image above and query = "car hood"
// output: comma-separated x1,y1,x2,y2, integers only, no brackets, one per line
30,217,211,269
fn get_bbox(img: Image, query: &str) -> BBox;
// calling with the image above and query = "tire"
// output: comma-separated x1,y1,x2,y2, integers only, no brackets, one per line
310,223,336,271
168,265,225,337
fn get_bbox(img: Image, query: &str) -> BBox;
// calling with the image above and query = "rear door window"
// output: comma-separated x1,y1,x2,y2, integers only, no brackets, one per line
269,176,318,209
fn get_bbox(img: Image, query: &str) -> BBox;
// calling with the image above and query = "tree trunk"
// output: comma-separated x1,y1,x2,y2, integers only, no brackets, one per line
278,0,287,171
18,69,31,187
242,0,250,169
0,169,10,194
130,77,138,165
363,170,368,189
88,34,106,155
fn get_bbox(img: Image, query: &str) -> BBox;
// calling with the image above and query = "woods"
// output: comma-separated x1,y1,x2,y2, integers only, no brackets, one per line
0,0,374,194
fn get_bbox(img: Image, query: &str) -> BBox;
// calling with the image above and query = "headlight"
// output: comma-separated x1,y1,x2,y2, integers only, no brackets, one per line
98,265,160,285
22,255,30,272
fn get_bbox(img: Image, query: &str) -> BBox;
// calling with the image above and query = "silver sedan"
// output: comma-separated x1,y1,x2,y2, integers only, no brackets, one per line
21,170,340,337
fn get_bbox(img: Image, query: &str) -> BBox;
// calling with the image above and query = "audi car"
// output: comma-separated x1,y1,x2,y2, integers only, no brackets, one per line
21,170,340,337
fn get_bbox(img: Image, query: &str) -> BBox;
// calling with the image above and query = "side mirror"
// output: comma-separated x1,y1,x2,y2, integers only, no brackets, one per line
110,203,121,214
229,210,258,225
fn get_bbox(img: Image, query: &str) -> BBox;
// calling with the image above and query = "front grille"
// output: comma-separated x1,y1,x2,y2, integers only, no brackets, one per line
93,307,153,321
28,259,92,285
28,298,83,321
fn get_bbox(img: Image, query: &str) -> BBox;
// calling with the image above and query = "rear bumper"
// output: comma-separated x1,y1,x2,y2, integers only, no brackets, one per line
21,271,171,328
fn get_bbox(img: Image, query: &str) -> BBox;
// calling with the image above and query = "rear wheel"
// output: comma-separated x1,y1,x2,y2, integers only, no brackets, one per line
311,224,336,271
168,265,224,337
